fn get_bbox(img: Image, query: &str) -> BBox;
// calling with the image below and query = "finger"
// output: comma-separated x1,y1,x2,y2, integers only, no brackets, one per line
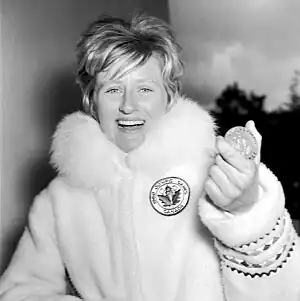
216,136,251,172
216,153,256,190
209,164,241,199
215,154,243,188
204,177,233,209
245,120,262,164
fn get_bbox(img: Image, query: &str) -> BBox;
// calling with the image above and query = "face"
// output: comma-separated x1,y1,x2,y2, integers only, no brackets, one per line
94,56,173,153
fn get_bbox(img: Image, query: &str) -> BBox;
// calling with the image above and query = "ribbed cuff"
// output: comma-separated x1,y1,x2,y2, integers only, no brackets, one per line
214,210,298,277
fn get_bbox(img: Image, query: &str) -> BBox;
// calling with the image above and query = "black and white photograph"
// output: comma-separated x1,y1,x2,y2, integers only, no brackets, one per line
1,1,300,300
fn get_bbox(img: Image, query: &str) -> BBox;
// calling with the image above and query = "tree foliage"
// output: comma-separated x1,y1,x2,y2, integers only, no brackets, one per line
287,70,300,110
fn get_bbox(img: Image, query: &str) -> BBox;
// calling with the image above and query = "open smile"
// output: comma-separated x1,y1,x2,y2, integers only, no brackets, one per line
116,119,145,131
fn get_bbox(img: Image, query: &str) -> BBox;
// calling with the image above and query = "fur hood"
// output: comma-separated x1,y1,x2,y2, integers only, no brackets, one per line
50,96,216,188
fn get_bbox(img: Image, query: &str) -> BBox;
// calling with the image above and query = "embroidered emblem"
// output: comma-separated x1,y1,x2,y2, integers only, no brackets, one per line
149,177,190,216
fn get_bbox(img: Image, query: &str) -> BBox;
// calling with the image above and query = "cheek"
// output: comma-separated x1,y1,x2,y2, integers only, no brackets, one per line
147,93,169,118
96,94,115,117
96,99,117,131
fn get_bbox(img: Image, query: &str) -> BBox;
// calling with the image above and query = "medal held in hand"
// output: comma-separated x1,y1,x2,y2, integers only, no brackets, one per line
224,126,258,160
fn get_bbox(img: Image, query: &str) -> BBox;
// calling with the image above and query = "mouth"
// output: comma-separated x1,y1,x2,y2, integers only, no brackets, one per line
116,119,145,131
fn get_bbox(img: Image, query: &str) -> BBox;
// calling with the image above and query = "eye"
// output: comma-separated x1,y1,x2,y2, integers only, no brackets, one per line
105,87,123,94
139,87,153,93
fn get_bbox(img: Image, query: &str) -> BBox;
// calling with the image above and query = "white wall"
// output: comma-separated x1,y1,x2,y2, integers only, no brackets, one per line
0,0,169,273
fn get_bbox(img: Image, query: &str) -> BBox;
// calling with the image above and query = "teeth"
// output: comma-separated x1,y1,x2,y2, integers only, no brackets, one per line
117,120,145,126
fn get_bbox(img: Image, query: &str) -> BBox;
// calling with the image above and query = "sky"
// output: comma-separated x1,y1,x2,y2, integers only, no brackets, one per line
169,0,300,111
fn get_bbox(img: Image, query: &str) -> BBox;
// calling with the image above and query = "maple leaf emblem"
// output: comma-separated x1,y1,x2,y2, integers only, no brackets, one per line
171,189,181,205
158,185,181,207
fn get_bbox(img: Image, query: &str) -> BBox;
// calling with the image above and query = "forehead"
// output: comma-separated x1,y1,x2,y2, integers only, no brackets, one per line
96,56,163,85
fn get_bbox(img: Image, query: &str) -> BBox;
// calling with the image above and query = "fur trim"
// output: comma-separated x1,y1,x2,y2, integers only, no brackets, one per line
50,96,216,188
50,95,286,249
127,96,217,178
50,112,126,188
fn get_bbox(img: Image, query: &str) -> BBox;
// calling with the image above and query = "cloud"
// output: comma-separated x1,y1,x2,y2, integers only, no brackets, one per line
169,0,300,110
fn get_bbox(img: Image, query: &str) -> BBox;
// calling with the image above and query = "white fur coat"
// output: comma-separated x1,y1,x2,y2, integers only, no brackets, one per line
0,96,299,301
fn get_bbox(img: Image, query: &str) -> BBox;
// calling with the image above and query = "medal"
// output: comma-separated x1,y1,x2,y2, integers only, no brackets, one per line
225,126,258,160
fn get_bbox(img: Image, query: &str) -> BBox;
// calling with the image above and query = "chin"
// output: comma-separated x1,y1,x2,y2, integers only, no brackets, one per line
119,144,138,153
118,139,144,153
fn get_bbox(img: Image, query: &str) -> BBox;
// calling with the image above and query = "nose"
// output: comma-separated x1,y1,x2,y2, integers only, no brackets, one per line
119,90,137,114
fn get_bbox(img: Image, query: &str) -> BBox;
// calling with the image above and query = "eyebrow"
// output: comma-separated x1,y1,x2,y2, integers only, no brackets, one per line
135,79,160,85
97,79,160,89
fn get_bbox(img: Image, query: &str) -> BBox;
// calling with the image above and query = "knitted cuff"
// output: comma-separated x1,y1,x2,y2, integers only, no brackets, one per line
214,209,297,277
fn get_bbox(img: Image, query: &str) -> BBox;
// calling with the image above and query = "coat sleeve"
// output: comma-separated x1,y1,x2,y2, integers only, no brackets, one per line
199,163,300,301
0,187,81,301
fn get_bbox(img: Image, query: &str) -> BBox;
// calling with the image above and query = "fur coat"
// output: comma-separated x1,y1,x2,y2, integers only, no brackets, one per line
0,97,299,301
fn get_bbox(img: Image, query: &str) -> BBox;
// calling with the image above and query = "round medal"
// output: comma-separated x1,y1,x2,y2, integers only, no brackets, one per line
225,126,258,160
149,177,190,216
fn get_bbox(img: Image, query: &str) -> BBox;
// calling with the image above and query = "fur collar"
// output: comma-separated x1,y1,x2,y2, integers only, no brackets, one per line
51,96,216,188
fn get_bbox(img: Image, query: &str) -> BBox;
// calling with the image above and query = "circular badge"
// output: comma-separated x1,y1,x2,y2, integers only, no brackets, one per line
149,177,190,216
225,126,258,160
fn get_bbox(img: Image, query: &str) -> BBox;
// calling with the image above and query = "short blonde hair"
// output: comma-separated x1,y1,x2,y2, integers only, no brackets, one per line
76,13,184,118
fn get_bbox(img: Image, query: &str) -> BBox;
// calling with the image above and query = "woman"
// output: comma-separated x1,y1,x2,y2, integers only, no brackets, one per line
0,13,299,301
